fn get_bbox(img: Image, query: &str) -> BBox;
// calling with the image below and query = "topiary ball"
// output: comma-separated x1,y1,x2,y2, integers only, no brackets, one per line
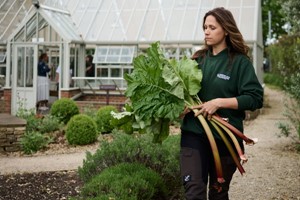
50,98,79,124
95,106,118,133
66,114,98,145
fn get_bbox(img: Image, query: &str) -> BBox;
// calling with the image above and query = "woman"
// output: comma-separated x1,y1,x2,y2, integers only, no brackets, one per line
180,7,263,200
37,53,51,107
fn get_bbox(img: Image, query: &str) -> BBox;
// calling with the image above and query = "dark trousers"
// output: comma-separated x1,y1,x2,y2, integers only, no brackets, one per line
180,133,237,200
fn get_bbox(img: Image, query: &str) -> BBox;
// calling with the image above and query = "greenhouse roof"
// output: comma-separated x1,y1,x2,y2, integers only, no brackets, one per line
0,0,262,44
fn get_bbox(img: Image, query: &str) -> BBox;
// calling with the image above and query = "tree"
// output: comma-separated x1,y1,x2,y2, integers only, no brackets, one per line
261,0,286,45
279,0,300,34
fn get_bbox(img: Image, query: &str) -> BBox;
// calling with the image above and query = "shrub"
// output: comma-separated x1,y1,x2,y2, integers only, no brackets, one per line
37,114,63,134
266,35,300,88
82,104,97,121
66,114,98,145
277,73,300,151
16,105,41,132
79,162,167,200
263,73,284,89
78,130,181,199
50,98,79,124
95,106,118,133
20,131,52,154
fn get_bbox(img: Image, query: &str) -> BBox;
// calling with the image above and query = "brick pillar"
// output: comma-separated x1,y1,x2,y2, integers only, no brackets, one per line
3,88,11,114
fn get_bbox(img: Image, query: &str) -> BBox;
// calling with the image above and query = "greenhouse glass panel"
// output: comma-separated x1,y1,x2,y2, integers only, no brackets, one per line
136,0,150,9
180,9,198,40
89,0,102,8
120,10,132,29
17,48,25,87
14,28,25,42
168,9,185,40
111,68,121,77
97,68,108,77
126,11,145,40
86,11,107,40
39,8,81,41
140,10,159,40
187,0,200,8
95,46,136,64
214,0,228,7
148,0,159,9
229,8,240,24
243,0,256,6
199,0,214,8
26,15,37,41
0,52,6,63
228,0,242,7
122,0,138,10
160,0,175,9
149,13,167,41
240,7,255,40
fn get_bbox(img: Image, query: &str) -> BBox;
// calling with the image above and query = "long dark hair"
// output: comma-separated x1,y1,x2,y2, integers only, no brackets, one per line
39,53,47,61
192,7,249,60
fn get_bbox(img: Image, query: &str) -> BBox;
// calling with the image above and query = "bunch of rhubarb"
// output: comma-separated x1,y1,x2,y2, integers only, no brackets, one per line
113,42,257,185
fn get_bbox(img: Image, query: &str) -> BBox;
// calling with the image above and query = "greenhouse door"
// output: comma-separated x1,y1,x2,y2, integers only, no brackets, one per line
12,45,38,114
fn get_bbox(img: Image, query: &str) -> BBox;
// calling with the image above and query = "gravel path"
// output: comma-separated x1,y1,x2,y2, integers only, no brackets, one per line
0,87,299,200
230,87,300,200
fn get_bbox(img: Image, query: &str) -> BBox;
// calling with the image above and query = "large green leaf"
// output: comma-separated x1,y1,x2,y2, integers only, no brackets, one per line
123,42,202,143
125,42,185,122
164,57,202,104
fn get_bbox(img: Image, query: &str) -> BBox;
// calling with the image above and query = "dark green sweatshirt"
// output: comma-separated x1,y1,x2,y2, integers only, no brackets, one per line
181,48,264,142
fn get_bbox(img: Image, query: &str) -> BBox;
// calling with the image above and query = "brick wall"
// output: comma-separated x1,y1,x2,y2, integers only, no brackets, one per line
0,88,11,114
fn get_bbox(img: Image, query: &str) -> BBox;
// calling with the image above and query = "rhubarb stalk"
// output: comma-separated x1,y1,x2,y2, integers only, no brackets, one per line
193,109,225,184
212,118,248,163
210,120,246,175
212,115,258,145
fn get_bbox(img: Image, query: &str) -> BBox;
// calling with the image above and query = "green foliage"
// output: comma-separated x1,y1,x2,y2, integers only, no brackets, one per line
266,35,300,87
266,34,300,151
110,104,135,135
50,98,79,124
95,106,118,133
261,0,286,45
279,0,300,34
78,131,181,199
20,131,52,154
277,73,300,150
16,102,62,134
37,115,63,134
66,114,98,145
79,163,167,200
16,100,41,132
263,73,284,89
124,42,201,143
82,104,97,121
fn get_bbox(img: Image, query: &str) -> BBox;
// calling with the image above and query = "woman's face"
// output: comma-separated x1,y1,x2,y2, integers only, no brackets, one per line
203,15,227,48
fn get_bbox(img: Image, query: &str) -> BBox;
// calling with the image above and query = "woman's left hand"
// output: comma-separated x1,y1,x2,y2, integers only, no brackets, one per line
192,99,221,120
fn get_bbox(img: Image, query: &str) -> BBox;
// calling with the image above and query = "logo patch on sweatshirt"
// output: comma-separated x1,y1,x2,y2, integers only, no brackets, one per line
217,73,230,80
183,175,191,183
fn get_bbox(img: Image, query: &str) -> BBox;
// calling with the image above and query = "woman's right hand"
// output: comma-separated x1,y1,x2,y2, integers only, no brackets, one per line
179,106,191,119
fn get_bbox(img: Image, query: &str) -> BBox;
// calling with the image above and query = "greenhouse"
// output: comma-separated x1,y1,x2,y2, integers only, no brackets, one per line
0,0,263,114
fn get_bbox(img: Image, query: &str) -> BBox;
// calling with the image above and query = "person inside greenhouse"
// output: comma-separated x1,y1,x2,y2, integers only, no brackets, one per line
179,7,263,200
37,52,51,108
85,55,95,77
55,62,74,90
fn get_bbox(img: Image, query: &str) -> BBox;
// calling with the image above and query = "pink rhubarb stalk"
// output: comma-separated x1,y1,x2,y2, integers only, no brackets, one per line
194,109,225,184
212,115,258,145
212,118,248,163
210,121,246,175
